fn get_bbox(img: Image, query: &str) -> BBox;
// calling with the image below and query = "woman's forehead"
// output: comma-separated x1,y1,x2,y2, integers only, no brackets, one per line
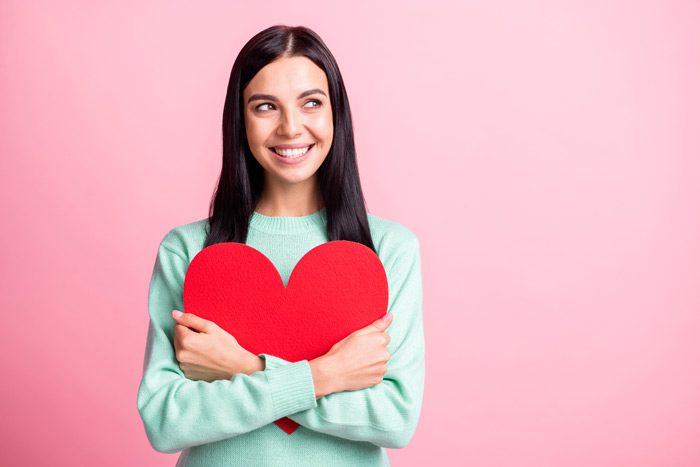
245,56,329,97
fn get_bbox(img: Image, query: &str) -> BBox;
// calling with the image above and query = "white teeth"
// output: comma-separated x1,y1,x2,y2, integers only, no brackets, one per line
273,145,311,158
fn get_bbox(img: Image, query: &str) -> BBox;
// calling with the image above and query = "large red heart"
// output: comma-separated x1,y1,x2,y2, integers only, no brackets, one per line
182,240,389,434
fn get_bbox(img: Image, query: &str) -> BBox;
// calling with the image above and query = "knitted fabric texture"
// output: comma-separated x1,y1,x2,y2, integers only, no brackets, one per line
136,208,425,466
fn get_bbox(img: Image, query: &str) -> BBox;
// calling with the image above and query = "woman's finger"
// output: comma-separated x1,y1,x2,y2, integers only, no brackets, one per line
172,310,217,333
351,313,393,336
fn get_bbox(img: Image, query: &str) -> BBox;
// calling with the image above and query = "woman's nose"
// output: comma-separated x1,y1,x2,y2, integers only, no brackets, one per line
277,107,301,137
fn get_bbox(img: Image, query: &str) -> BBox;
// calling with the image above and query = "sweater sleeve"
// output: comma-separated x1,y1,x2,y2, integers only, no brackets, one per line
136,238,318,454
261,235,425,449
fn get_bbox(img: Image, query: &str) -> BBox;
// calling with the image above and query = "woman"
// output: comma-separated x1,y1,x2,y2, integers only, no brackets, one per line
137,25,425,466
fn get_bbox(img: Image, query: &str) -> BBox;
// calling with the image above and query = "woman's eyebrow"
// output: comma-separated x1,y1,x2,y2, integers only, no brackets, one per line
247,88,327,103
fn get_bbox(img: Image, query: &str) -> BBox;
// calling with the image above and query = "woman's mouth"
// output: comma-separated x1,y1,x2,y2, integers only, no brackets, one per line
267,144,315,165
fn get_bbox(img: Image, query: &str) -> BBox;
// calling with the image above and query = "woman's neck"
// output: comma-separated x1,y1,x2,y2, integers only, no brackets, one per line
255,178,323,217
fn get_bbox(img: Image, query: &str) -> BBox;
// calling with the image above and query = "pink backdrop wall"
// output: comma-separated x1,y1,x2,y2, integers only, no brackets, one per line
1,1,699,465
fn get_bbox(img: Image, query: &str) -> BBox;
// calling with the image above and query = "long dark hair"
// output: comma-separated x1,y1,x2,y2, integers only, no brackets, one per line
204,25,376,253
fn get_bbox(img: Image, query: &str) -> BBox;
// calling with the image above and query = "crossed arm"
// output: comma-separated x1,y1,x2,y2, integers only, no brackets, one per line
136,235,424,452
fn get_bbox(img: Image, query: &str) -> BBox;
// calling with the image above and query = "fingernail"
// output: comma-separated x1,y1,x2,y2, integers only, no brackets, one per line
382,313,393,322
172,310,183,319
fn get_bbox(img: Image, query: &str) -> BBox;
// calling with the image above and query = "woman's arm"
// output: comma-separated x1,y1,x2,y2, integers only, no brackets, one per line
136,239,318,453
260,235,425,449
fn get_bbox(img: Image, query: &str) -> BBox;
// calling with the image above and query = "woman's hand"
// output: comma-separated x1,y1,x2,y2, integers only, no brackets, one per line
171,310,264,382
310,313,393,398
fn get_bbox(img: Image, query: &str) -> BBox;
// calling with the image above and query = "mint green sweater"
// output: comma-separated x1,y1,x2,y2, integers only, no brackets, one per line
136,208,425,466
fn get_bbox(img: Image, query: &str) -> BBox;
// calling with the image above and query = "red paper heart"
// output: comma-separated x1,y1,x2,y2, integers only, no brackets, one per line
182,240,389,434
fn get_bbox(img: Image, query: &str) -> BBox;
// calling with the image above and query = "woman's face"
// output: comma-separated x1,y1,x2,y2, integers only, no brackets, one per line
243,55,334,189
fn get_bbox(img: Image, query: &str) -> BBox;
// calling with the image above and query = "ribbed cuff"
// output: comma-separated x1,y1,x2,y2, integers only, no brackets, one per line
265,359,317,419
258,353,292,370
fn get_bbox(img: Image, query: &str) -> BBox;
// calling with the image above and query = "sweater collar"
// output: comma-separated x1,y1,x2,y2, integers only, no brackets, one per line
249,207,327,234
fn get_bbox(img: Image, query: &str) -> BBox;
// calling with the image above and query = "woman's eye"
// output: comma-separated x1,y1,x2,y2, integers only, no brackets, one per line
304,99,322,108
255,100,321,112
255,103,274,112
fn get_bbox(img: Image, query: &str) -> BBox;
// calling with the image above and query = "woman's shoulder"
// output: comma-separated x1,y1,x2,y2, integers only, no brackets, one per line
154,212,420,262
367,211,420,260
157,217,210,262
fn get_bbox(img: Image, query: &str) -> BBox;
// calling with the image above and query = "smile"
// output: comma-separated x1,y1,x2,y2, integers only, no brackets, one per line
267,144,315,164
270,144,314,157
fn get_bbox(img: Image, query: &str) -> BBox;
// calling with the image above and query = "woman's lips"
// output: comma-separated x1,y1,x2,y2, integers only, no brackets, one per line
268,144,314,165
271,143,314,150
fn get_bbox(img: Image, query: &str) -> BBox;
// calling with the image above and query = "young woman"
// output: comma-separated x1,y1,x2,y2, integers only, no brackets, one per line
137,25,425,466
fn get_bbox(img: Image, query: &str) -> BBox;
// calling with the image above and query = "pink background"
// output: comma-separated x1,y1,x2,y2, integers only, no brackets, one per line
1,1,699,465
